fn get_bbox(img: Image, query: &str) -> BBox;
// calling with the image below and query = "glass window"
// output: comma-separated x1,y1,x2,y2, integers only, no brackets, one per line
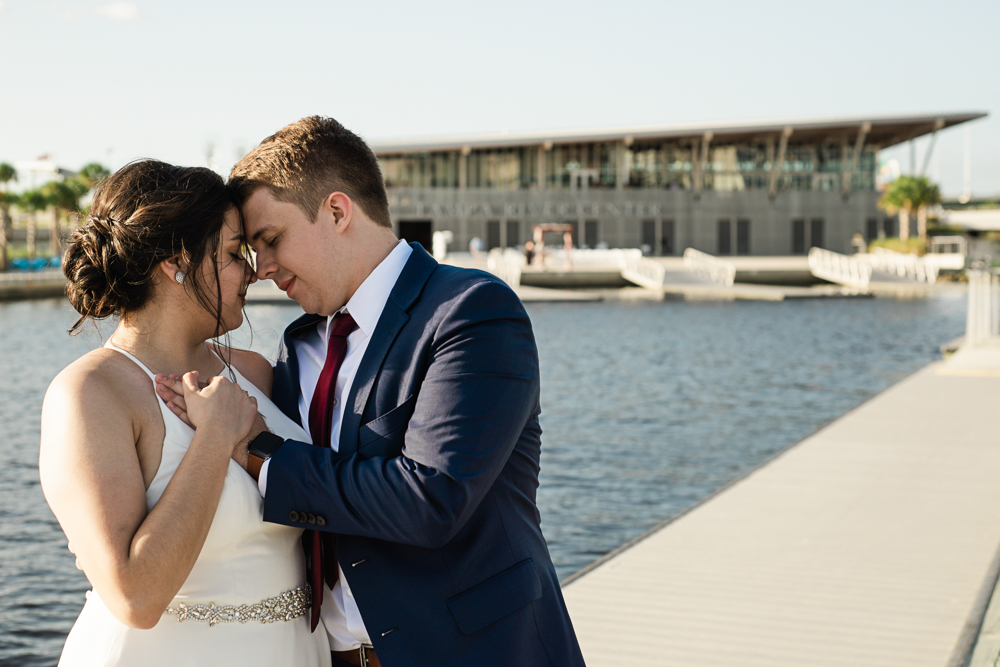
737,219,751,255
641,220,655,254
506,221,521,248
866,218,878,243
662,220,675,255
792,219,806,254
718,219,732,255
584,220,598,249
486,221,501,251
810,219,824,250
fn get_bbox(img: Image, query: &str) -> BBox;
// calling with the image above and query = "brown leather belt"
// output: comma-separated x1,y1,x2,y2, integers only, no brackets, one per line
332,645,381,667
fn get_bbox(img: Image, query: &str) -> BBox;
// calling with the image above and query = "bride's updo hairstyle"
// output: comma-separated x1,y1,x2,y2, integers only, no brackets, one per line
63,159,239,335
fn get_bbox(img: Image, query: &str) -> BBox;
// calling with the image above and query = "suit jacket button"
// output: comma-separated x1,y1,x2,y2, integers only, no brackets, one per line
307,514,317,524
289,511,300,522
316,516,326,527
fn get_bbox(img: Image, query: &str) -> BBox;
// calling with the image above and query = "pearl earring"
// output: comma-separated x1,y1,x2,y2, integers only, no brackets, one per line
174,271,186,285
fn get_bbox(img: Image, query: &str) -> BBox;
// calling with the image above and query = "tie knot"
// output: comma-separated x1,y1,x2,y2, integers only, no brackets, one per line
329,312,358,338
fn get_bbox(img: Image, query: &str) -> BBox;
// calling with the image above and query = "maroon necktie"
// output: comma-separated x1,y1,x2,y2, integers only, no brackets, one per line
306,312,357,631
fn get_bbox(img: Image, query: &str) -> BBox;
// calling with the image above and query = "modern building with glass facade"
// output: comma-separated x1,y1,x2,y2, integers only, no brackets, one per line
372,112,984,256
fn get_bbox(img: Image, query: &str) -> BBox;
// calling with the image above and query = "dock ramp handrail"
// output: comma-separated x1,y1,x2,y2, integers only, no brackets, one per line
966,269,999,347
486,248,523,288
868,247,939,284
683,248,736,287
619,250,665,290
808,247,872,288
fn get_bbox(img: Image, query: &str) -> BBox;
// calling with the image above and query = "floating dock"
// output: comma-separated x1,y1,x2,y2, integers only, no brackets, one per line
0,270,67,301
562,342,1000,666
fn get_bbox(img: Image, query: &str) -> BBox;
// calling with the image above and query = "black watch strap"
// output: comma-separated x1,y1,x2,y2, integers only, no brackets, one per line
248,431,285,460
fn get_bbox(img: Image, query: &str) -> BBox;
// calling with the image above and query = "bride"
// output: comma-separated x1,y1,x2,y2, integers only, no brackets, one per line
38,160,330,666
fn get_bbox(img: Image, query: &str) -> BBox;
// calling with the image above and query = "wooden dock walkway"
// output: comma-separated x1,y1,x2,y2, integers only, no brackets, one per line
562,345,1000,666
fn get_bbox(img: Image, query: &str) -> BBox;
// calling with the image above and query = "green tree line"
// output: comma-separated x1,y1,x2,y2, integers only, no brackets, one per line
0,162,109,271
877,175,941,248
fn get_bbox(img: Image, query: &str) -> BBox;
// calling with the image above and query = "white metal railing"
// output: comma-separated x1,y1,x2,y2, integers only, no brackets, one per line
619,250,665,290
683,248,736,287
486,248,523,288
0,269,66,284
965,270,999,347
867,247,939,284
556,248,631,267
808,247,873,288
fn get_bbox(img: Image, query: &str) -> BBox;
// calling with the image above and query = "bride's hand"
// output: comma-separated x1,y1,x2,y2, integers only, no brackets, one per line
156,374,268,470
154,373,202,427
181,371,258,458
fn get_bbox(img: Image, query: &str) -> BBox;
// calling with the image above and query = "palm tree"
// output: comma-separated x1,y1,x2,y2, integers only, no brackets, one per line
911,178,941,243
78,163,110,190
41,178,88,256
878,175,941,245
20,189,54,260
0,163,16,271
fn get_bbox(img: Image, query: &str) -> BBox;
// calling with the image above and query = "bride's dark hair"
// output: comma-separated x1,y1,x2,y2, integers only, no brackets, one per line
63,159,240,335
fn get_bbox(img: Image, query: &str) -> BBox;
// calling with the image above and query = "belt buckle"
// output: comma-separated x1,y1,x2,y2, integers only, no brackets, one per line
359,643,374,667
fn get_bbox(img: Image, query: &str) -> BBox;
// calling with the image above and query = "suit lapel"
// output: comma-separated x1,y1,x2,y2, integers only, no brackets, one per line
338,243,438,456
273,312,325,427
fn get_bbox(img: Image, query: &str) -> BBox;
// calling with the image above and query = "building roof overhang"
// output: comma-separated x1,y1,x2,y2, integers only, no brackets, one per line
370,112,987,155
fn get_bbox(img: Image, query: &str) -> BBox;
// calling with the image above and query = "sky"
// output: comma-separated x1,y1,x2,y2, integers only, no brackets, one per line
1,0,997,197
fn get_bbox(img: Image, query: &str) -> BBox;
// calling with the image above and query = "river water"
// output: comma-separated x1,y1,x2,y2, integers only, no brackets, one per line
0,293,966,665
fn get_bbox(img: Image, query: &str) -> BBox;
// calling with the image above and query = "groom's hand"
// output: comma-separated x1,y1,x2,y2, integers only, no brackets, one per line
154,374,268,472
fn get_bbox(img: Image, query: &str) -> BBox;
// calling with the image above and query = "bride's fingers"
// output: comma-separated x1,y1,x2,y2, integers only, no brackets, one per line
155,381,187,413
154,374,184,397
166,401,195,428
155,381,179,402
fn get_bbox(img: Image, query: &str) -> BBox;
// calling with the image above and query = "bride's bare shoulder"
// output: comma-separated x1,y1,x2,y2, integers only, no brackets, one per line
44,349,154,419
48,348,148,398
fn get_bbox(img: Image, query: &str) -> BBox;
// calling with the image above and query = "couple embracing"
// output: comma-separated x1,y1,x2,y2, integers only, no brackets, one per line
40,117,584,667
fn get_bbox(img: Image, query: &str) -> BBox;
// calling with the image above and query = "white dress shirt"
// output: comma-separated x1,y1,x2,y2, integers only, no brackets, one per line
258,239,413,650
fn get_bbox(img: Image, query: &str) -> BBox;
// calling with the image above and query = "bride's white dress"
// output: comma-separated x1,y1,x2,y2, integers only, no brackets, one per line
58,344,330,666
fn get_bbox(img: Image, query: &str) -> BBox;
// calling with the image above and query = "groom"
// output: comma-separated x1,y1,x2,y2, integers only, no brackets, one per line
164,117,583,667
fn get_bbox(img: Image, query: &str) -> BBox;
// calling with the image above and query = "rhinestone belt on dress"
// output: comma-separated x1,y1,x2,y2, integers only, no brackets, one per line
165,584,311,626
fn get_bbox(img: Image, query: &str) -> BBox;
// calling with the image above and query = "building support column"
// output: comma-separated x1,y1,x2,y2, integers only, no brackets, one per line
537,143,549,190
458,147,470,251
693,131,712,199
459,147,469,190
768,126,792,199
616,138,633,191
919,117,946,177
841,122,870,198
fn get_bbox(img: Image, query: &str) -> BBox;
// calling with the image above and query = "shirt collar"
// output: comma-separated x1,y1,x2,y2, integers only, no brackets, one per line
326,239,413,339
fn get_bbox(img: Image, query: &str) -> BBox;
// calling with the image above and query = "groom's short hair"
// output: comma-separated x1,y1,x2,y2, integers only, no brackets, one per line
229,116,391,228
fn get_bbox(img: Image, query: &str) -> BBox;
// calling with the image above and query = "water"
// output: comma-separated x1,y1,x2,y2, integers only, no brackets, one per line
0,294,966,665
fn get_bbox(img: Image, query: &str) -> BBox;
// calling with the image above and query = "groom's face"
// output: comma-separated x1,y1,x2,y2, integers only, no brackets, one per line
243,187,344,315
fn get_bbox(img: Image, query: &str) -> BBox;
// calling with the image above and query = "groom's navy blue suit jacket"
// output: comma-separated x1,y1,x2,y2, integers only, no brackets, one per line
263,244,584,667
